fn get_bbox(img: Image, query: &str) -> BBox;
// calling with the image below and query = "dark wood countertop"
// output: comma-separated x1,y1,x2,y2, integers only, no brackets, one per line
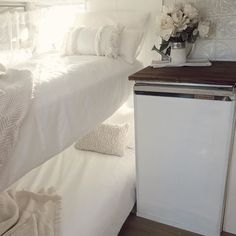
129,61,236,87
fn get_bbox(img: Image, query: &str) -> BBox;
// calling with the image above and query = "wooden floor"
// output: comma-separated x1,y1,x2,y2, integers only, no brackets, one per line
119,214,236,236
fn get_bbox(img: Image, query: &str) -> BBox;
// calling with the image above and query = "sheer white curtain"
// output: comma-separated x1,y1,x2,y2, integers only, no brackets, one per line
0,10,38,66
34,5,86,53
0,3,86,66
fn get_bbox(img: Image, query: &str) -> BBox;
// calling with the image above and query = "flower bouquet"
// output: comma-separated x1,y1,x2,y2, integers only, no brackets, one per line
153,3,210,64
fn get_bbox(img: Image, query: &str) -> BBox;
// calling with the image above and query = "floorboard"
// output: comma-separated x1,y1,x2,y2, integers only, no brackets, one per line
119,214,236,236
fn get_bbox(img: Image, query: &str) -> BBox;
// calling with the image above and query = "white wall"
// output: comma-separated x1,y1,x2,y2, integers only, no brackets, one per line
87,0,162,12
164,0,236,61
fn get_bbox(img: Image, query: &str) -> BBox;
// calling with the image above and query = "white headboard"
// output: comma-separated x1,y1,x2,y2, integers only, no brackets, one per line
86,0,163,65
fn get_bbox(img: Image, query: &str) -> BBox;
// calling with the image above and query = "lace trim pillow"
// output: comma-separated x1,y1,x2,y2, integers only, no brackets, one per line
75,123,129,157
96,25,124,59
61,25,123,58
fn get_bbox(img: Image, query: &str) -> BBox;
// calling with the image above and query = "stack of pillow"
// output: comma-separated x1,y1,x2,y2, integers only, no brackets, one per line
61,11,150,64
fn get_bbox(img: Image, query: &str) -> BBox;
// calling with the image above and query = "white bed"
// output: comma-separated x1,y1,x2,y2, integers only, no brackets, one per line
0,53,142,191
10,145,136,236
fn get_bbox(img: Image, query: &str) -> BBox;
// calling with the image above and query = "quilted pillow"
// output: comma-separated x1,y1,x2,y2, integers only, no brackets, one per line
75,123,129,157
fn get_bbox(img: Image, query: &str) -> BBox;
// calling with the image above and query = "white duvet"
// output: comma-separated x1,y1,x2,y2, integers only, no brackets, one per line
0,53,141,191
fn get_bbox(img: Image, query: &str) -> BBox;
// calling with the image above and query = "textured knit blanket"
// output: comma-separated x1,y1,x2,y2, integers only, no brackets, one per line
0,188,61,236
0,69,32,167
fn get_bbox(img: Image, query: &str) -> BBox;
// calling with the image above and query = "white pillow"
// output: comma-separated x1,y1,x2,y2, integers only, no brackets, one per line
62,27,98,56
96,25,124,58
61,28,82,56
119,29,143,64
76,27,98,55
61,25,123,58
75,123,129,157
72,11,150,61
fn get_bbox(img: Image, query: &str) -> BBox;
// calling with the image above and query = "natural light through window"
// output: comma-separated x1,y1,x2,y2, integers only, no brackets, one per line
37,4,86,52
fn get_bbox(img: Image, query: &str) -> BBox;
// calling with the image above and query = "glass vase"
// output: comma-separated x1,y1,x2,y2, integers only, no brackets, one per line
170,42,186,65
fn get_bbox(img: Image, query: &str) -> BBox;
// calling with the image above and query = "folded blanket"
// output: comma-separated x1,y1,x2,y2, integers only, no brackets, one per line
0,69,32,167
0,188,61,236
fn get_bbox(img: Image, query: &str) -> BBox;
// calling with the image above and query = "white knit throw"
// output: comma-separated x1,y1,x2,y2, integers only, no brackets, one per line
0,69,32,167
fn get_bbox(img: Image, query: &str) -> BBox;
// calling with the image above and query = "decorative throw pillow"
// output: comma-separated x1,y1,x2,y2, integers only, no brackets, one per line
75,123,129,157
96,25,124,59
61,25,123,58
71,11,150,61
76,27,98,55
119,29,143,64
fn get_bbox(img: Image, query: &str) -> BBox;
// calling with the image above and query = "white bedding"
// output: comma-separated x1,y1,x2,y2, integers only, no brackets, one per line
0,53,141,191
10,146,136,236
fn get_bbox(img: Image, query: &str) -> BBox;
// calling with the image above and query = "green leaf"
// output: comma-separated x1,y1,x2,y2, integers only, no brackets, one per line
160,40,170,52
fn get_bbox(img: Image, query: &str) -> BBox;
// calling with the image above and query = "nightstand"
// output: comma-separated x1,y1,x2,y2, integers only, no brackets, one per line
129,62,236,236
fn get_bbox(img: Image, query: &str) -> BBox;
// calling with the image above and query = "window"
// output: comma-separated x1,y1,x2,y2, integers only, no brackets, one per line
0,2,86,52
36,4,86,52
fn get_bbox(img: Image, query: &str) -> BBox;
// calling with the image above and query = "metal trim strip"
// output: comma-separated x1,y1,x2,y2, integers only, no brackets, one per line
134,84,235,98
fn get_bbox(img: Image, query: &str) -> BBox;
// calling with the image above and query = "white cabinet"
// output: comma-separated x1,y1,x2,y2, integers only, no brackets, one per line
134,85,235,236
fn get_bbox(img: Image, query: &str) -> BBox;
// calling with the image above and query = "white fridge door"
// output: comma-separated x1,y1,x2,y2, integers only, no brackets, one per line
135,94,234,236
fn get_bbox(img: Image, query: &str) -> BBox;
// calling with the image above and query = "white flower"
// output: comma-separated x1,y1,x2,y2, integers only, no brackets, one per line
171,9,191,33
175,15,190,32
160,15,175,41
183,3,199,20
160,15,175,30
163,5,173,15
198,20,210,38
172,10,184,24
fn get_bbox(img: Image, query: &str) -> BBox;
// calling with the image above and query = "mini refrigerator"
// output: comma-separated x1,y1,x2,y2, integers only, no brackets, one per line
134,82,236,236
